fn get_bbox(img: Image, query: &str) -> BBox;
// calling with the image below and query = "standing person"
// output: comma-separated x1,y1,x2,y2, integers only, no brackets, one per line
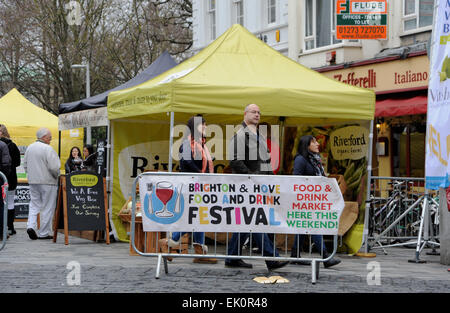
65,146,83,173
82,144,97,172
0,138,11,240
225,103,288,270
159,115,217,264
24,128,60,240
0,124,21,235
290,135,341,268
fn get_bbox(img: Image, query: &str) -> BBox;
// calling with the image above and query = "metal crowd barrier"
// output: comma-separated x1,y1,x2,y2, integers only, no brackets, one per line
0,171,8,251
129,171,341,284
368,176,440,256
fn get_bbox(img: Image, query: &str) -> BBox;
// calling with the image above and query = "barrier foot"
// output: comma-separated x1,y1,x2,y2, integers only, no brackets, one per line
408,259,427,264
408,252,427,264
311,260,318,284
156,254,162,279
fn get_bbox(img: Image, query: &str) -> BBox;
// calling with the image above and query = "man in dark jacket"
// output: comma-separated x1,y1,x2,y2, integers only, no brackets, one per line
0,125,21,235
229,104,273,175
225,104,288,271
0,139,11,240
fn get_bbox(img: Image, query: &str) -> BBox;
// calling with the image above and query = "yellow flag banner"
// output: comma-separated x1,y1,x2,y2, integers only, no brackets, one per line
426,0,450,189
111,121,172,241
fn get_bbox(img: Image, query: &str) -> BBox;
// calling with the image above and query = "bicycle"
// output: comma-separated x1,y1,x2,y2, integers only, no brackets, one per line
369,180,415,242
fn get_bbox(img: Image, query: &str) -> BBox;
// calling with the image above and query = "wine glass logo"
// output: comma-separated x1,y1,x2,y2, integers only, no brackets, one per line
155,181,174,217
142,181,184,225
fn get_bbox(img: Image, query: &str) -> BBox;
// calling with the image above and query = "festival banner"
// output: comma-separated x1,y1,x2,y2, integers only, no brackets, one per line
138,173,345,235
426,0,450,190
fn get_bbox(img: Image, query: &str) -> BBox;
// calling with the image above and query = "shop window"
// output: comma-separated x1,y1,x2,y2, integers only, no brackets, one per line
403,0,435,32
391,121,426,178
305,0,342,51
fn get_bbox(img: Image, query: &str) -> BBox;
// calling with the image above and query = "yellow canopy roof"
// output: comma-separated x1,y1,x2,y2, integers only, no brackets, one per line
0,88,84,174
107,24,375,124
1,88,58,129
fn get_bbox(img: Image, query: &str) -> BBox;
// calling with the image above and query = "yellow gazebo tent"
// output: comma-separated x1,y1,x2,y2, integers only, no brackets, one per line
108,24,374,124
0,88,84,177
106,24,375,249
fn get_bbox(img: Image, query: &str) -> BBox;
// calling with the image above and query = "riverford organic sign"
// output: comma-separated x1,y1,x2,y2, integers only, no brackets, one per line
329,126,369,160
139,173,345,235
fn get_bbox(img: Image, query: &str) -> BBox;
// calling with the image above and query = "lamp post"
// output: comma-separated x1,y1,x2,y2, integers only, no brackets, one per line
71,63,91,144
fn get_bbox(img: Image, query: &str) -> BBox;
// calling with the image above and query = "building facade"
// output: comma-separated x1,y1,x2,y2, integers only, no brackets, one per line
192,0,436,178
192,0,290,55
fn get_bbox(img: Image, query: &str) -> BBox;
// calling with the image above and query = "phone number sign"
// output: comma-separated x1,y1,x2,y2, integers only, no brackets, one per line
336,0,387,40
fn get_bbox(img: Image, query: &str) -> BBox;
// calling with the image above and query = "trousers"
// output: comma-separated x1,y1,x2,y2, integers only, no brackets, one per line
226,232,279,263
27,184,58,237
290,234,328,257
172,232,205,245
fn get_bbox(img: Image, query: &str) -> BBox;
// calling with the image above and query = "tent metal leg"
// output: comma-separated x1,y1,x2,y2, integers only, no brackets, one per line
168,112,174,172
362,120,374,254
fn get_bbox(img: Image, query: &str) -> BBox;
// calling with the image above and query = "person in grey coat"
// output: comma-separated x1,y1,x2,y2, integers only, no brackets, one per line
23,128,60,240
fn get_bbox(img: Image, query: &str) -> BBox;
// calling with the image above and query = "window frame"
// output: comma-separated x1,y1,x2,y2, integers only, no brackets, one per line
304,0,343,51
267,0,277,26
233,0,244,26
402,0,435,33
207,0,216,41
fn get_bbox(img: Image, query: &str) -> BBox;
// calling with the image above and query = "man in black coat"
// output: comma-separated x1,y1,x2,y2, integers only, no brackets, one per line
225,104,288,271
0,139,11,240
0,125,21,235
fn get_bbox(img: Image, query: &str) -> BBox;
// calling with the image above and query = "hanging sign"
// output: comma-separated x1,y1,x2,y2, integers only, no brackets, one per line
336,0,388,40
139,173,345,235
329,126,369,160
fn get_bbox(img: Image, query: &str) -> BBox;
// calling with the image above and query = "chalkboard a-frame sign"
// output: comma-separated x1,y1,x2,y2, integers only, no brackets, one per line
53,172,110,245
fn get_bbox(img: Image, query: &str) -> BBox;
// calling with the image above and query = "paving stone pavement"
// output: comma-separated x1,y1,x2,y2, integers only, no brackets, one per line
0,223,449,294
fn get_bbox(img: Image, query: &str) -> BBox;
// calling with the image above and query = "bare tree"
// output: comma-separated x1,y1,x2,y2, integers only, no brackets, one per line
0,0,192,114
102,0,192,82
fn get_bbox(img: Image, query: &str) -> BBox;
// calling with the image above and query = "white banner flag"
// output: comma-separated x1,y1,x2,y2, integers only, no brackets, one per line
426,0,450,189
138,173,344,235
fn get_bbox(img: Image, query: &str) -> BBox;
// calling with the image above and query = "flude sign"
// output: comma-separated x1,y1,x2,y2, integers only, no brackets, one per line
336,0,388,40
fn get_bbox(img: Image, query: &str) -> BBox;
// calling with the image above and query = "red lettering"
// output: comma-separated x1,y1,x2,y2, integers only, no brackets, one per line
256,194,262,204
